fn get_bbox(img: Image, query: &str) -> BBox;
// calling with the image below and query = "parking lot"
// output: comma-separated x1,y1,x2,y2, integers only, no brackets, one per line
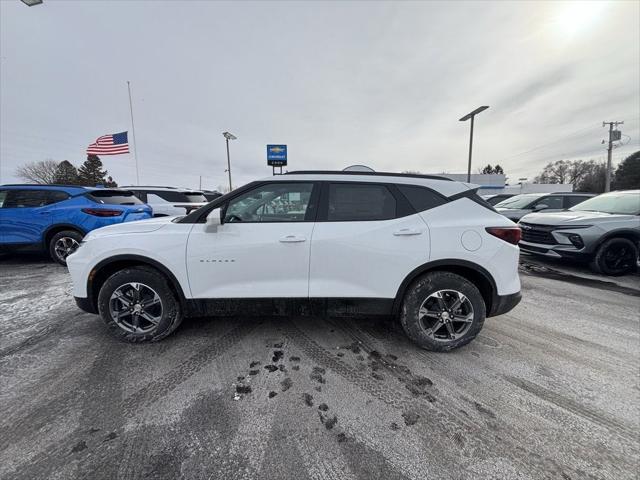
0,254,638,480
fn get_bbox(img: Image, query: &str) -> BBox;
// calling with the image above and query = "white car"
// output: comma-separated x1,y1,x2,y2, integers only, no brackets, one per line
68,171,522,351
123,186,209,217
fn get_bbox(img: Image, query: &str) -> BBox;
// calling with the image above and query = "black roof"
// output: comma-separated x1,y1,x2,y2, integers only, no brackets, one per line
284,170,453,181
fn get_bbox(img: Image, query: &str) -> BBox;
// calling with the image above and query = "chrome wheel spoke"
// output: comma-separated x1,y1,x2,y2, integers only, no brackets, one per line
109,282,163,334
419,289,475,342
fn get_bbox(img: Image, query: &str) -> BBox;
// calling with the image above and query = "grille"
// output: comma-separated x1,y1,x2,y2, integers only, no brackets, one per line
519,223,558,245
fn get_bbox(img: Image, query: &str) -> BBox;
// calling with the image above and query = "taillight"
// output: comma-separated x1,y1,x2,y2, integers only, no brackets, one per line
81,208,123,217
486,227,521,245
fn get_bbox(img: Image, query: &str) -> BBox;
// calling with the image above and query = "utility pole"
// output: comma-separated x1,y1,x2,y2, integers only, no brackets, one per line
603,121,623,192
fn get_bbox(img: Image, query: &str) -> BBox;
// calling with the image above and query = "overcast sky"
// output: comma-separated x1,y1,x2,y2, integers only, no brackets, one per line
1,0,638,190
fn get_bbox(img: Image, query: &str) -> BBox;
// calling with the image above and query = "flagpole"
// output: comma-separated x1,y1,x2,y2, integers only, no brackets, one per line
127,80,140,184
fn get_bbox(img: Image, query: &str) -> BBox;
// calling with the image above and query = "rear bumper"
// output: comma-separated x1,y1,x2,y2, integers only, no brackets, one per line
489,291,521,317
75,296,97,314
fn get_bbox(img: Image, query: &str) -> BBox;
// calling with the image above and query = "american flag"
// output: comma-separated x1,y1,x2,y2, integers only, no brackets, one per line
86,131,130,155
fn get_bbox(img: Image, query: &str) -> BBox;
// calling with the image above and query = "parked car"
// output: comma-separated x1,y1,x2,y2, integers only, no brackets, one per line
67,171,522,351
0,185,152,265
482,193,515,206
494,192,595,221
123,186,208,217
519,190,640,275
202,190,223,202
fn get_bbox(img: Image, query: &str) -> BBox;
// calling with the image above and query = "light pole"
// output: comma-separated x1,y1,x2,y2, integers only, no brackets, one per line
222,131,236,191
459,106,489,183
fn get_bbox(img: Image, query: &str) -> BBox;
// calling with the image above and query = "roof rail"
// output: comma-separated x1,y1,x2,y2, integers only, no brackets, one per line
120,185,179,189
0,183,89,188
284,170,453,181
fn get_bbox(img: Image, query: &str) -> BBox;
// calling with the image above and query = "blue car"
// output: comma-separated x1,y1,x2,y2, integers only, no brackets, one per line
0,184,152,265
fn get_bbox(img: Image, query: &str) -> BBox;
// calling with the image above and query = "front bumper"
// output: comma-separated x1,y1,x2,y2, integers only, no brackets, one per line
75,296,98,315
519,240,589,260
489,291,521,317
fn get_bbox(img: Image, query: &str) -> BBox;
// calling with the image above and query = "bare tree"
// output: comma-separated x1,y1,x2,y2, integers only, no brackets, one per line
15,159,60,184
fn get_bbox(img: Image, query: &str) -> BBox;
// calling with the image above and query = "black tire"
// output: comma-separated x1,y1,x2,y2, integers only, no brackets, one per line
590,238,639,276
399,271,486,352
49,230,83,266
97,266,183,343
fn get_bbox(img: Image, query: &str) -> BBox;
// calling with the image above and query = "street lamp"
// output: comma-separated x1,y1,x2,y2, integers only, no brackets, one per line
459,106,489,183
20,0,43,5
222,131,237,191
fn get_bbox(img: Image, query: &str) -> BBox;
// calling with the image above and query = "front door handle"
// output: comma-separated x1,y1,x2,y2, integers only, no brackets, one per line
393,229,422,236
279,235,306,243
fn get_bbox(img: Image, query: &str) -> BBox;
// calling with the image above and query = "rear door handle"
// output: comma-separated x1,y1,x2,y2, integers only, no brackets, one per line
279,235,306,243
393,229,422,236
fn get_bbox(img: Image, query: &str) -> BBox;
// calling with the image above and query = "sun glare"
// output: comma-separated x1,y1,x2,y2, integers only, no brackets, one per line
553,1,608,38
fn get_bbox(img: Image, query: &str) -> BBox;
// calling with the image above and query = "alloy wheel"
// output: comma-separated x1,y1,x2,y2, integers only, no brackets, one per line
418,289,474,341
54,236,80,261
108,282,163,333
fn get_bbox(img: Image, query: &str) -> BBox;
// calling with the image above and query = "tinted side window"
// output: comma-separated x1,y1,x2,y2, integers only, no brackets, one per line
45,190,71,204
566,196,591,208
0,190,7,208
4,190,50,208
328,183,396,221
397,185,446,212
153,191,191,202
538,196,564,209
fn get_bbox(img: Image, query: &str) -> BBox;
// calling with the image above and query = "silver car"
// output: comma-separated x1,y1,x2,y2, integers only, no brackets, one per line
518,190,640,275
494,192,595,221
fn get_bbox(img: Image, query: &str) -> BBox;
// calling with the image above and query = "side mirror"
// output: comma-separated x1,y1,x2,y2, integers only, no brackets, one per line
206,208,222,226
533,203,549,211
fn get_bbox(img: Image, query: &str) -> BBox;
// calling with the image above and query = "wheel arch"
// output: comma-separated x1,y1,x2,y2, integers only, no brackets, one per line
87,254,187,313
392,259,498,316
593,229,640,252
43,224,87,249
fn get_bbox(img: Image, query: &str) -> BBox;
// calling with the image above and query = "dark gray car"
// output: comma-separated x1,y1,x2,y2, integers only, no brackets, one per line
519,190,640,275
495,192,595,221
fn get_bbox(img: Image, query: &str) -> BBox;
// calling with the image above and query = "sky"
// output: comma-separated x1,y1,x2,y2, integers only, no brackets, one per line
1,0,638,190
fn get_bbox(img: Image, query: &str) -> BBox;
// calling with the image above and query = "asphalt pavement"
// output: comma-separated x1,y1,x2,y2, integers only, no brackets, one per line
0,254,638,480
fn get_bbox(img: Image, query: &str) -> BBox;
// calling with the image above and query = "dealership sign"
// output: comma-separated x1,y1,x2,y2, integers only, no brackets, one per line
267,145,287,166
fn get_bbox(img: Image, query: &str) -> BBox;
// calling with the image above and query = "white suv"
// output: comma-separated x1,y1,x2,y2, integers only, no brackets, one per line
123,186,209,217
68,171,522,351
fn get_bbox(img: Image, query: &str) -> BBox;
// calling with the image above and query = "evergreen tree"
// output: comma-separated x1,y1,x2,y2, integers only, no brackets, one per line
481,164,494,174
53,160,79,184
614,151,640,190
78,155,108,186
493,164,504,175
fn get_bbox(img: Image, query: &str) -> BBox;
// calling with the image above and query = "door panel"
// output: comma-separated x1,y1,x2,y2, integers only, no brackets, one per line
186,222,314,298
185,182,318,298
2,190,52,244
309,213,429,298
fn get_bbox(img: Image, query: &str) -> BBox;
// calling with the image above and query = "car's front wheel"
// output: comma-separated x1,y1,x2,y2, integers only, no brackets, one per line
49,230,83,266
97,266,183,342
591,237,638,276
399,271,486,352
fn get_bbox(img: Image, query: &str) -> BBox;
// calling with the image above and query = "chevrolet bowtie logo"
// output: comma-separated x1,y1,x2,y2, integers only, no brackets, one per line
269,147,285,153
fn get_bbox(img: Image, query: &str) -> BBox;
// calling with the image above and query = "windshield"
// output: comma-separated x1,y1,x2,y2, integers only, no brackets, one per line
495,194,542,209
570,192,640,215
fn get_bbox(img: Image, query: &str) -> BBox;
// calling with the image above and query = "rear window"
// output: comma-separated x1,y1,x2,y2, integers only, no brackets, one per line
397,185,446,212
152,191,191,202
184,192,208,203
328,183,396,221
86,190,144,205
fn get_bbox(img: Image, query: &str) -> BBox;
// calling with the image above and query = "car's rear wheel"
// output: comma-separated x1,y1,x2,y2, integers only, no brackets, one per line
591,238,638,276
399,271,486,352
49,230,83,266
97,266,183,342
